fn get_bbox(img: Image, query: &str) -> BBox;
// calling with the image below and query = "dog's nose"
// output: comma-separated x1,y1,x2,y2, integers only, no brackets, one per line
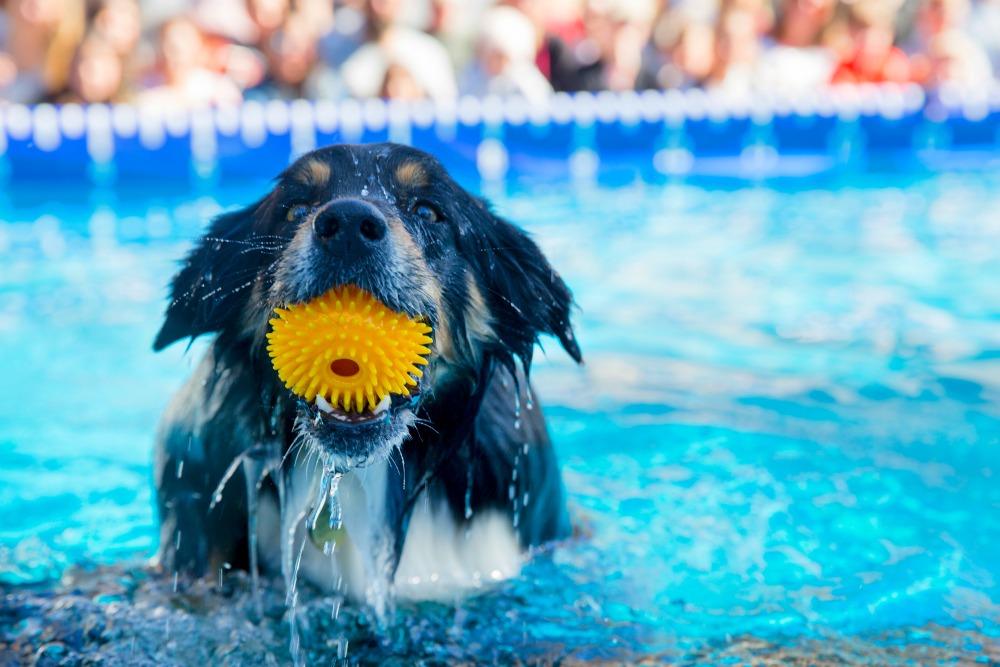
312,199,388,252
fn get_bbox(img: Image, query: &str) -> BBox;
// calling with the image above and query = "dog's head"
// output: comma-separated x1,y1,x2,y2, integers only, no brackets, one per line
154,143,581,470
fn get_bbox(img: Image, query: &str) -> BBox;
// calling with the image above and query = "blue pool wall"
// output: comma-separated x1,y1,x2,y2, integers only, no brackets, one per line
1,83,999,186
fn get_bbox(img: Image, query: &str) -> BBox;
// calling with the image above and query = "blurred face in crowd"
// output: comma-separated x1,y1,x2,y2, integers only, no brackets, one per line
674,22,715,81
586,1,653,65
10,0,64,28
160,18,205,79
716,9,758,68
69,33,123,102
480,42,510,77
919,0,968,36
367,0,404,32
778,0,836,47
849,15,895,61
429,0,457,33
93,0,142,57
380,62,424,99
247,0,289,36
267,14,317,86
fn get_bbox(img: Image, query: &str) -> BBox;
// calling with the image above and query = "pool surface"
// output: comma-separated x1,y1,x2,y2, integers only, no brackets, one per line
2,166,1000,664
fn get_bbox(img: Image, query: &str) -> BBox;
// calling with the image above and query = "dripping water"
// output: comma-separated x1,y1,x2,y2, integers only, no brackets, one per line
208,445,280,615
464,463,474,521
286,462,347,666
513,381,522,430
512,450,521,529
287,537,308,667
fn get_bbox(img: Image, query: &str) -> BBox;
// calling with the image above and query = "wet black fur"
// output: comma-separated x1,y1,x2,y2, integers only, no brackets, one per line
153,143,582,579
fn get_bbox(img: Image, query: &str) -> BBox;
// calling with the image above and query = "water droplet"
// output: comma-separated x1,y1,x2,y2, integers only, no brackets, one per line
464,462,474,520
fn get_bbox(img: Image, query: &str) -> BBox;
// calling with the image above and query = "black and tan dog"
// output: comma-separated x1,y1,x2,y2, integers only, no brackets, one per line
153,143,581,603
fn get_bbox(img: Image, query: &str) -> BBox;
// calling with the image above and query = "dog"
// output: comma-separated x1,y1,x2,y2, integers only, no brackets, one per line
152,143,582,605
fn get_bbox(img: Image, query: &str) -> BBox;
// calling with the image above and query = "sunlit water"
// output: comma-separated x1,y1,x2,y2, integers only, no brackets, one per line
2,169,999,661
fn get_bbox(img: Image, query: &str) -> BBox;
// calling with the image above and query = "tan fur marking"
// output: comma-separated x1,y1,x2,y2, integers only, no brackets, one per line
395,162,429,189
387,220,456,366
294,159,332,188
463,275,495,348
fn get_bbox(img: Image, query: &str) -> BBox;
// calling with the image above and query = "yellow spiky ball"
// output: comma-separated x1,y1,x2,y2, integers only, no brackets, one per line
266,285,433,413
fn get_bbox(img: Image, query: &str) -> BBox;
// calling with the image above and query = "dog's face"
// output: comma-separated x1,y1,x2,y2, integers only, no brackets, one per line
154,143,581,470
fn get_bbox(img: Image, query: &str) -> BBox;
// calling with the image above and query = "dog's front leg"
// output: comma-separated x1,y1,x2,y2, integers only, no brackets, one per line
154,345,257,577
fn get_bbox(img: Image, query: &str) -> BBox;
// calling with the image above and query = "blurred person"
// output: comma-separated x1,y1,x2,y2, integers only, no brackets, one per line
706,7,761,93
830,0,912,84
137,15,242,108
922,28,992,87
567,0,660,91
337,1,458,102
499,0,584,92
459,5,553,102
721,0,775,37
245,10,340,100
297,0,334,30
90,0,142,58
57,29,130,103
320,0,402,68
756,0,838,90
906,0,992,86
653,8,716,89
773,0,837,47
910,0,970,48
379,60,427,99
428,0,475,70
968,0,1000,72
246,0,289,42
2,0,86,103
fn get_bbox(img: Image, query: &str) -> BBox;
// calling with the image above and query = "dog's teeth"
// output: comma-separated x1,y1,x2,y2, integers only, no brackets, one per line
372,395,391,416
315,395,335,415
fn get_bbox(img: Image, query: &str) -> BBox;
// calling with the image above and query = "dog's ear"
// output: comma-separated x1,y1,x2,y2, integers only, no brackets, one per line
462,209,582,370
153,202,266,351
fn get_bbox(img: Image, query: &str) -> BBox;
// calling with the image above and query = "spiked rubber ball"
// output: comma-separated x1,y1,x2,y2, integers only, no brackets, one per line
266,285,433,412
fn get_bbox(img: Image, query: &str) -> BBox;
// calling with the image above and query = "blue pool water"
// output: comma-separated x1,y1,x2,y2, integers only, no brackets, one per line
2,168,999,660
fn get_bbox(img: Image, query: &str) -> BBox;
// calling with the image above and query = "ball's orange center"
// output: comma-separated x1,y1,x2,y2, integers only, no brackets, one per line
331,358,360,378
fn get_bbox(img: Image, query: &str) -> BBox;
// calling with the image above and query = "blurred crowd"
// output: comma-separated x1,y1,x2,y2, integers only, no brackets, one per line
1,0,999,107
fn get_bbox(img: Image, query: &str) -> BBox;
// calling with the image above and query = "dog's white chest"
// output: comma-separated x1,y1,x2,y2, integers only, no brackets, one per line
259,459,522,603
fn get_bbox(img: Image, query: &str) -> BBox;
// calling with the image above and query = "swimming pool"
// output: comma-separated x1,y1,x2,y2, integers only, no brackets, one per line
2,153,999,663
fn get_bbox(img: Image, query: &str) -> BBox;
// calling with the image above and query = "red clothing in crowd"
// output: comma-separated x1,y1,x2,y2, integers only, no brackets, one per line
831,45,912,84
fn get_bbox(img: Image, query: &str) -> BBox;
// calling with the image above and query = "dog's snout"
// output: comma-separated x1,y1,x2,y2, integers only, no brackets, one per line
313,199,388,251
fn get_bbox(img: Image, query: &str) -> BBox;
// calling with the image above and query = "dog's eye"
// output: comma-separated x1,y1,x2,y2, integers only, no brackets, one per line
286,204,309,223
411,202,441,223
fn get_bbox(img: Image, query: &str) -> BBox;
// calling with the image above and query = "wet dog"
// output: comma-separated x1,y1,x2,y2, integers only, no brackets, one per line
153,143,581,604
